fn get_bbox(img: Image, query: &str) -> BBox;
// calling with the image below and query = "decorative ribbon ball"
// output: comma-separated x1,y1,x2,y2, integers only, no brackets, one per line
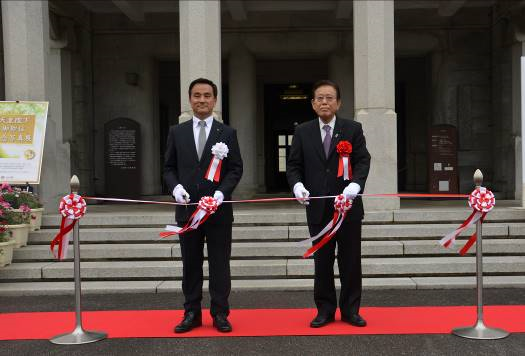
333,194,352,213
198,196,219,214
211,142,229,159
58,194,87,220
468,187,495,213
336,140,352,156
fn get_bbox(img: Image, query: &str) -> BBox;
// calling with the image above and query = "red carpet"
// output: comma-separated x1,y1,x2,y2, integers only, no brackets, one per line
1,306,524,340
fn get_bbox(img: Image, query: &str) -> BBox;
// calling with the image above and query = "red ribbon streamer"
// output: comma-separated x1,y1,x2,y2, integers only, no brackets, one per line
302,195,352,258
458,213,487,255
159,196,218,238
50,194,86,260
50,218,76,260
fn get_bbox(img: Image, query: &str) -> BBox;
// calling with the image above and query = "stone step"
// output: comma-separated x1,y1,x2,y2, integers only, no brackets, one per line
1,275,525,296
286,256,525,277
27,222,525,245
0,260,287,280
2,256,524,281
12,239,525,261
292,223,512,240
40,207,525,228
13,241,405,261
28,226,289,244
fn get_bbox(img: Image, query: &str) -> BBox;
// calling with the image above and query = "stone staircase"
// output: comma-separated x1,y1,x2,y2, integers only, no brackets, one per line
1,202,525,296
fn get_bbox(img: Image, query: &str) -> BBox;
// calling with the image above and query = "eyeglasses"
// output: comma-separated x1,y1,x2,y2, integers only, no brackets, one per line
314,96,336,103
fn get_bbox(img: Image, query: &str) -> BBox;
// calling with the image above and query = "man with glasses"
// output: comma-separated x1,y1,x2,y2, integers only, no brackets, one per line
287,79,371,328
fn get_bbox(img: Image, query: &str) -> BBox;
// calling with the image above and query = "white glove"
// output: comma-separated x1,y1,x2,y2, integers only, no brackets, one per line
293,182,310,205
173,184,190,204
343,182,361,200
213,190,224,206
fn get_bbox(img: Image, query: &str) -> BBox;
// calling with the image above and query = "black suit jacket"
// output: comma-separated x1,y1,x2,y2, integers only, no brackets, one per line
163,119,243,224
287,117,371,224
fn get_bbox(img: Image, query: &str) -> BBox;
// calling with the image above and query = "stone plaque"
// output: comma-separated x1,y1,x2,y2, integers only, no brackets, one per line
104,118,141,199
428,125,458,194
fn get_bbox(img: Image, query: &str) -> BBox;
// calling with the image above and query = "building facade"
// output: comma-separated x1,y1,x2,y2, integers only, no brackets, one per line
1,0,524,210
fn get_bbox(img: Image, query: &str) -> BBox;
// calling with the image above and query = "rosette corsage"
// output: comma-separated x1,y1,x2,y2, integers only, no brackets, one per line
205,142,229,182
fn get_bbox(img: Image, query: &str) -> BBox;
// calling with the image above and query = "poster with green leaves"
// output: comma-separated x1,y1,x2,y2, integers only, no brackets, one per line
0,101,48,184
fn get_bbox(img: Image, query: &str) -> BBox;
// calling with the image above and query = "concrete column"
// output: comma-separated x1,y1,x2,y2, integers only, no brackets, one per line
228,45,257,198
179,0,222,122
2,1,70,209
329,52,354,119
353,0,399,210
516,53,525,207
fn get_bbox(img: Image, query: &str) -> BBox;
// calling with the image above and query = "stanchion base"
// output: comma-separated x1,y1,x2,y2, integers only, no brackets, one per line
452,321,509,340
50,326,107,345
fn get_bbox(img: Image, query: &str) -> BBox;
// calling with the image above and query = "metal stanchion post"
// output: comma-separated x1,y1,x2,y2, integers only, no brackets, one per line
50,176,107,345
452,169,509,339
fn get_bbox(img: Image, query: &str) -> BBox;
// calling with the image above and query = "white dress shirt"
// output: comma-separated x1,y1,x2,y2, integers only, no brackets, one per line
192,115,213,149
319,116,336,141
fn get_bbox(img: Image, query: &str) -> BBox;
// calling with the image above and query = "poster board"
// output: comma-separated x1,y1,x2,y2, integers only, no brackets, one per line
0,101,48,184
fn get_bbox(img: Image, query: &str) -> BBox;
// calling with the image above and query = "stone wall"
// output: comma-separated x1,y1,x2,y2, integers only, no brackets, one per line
431,29,493,193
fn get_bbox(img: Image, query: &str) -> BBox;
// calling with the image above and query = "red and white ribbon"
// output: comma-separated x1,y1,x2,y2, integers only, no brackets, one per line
50,194,87,260
205,142,229,182
160,196,218,237
336,140,352,181
439,187,495,254
301,195,353,258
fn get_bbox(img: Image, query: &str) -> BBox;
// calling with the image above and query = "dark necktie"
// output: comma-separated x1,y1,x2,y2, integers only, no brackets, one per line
322,125,331,158
197,121,207,160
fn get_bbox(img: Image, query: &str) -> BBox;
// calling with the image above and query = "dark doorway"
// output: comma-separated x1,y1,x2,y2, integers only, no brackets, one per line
264,83,316,192
395,57,430,192
158,61,181,194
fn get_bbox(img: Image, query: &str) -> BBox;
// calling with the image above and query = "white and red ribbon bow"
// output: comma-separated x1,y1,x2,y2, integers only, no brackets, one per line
439,187,495,255
300,194,353,258
50,194,87,260
205,142,229,182
160,196,218,238
336,140,352,181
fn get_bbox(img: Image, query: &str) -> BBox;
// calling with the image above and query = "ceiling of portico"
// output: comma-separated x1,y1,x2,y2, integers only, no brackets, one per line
74,0,497,27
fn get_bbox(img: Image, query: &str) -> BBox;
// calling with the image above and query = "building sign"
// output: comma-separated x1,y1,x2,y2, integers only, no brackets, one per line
0,101,48,184
104,118,141,198
428,125,458,194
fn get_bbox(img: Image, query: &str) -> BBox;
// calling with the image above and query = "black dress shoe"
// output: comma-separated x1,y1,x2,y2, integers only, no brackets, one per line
341,314,367,327
310,314,335,328
174,311,202,333
213,314,232,332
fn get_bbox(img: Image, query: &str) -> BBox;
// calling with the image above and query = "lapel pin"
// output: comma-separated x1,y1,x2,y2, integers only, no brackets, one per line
335,133,339,138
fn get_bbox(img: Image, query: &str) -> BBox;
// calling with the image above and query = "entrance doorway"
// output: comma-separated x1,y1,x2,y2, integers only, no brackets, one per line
264,83,316,192
395,57,430,192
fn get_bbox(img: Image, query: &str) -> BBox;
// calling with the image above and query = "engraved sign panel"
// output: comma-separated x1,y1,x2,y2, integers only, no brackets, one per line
104,118,141,199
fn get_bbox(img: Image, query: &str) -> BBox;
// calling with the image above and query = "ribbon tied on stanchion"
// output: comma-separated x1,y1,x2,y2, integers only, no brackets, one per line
205,142,229,182
50,194,87,260
336,140,352,181
300,194,353,258
439,187,495,255
160,196,218,237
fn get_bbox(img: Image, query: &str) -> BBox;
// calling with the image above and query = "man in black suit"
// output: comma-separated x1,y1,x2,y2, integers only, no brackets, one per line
164,78,243,333
287,79,371,328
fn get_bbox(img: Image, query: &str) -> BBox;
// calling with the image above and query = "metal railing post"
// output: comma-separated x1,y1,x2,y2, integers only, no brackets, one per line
452,169,509,340
50,175,107,344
